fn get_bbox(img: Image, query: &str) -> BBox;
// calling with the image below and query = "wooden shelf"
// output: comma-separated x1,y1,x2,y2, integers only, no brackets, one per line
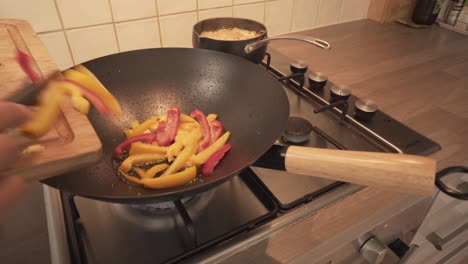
437,21,468,36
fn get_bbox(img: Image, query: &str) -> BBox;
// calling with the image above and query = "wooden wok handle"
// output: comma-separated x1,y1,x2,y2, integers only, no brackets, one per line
255,145,436,196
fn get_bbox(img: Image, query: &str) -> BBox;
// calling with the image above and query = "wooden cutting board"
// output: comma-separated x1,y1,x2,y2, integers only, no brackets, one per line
0,19,102,181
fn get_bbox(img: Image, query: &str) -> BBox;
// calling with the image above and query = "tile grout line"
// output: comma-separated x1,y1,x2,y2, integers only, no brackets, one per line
107,0,121,52
196,0,200,21
51,0,76,66
289,0,295,32
338,0,346,22
313,0,320,28
155,0,164,47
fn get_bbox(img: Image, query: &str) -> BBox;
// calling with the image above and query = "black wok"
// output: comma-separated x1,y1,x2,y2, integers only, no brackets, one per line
44,48,436,203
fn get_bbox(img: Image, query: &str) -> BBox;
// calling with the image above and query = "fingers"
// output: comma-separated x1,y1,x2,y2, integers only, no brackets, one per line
0,102,32,132
0,135,22,170
0,176,25,217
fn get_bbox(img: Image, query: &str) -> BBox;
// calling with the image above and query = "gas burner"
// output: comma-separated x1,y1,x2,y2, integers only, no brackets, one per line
330,85,352,102
290,61,308,74
354,99,379,122
308,72,328,90
281,116,313,144
128,196,193,214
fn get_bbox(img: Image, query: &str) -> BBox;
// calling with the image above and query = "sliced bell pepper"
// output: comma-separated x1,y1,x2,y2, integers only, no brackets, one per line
63,68,122,116
58,81,90,114
119,153,166,172
180,122,199,131
140,166,197,189
120,170,142,184
129,116,158,137
202,143,231,176
180,114,196,123
64,79,111,116
16,49,41,82
142,163,169,178
166,107,180,141
155,121,171,146
210,120,223,145
161,132,200,177
20,82,64,137
113,133,157,159
130,120,140,129
129,142,168,156
167,140,184,162
134,167,147,179
206,114,217,123
192,131,230,165
190,109,211,152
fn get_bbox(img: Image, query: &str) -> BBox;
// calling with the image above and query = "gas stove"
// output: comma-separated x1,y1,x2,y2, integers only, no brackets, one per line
43,49,440,264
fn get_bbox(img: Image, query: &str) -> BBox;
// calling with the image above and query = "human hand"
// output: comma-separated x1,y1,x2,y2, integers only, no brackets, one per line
0,102,31,217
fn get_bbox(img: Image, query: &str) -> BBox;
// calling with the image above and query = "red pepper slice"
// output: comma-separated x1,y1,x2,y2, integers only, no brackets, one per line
155,121,171,146
16,49,41,82
166,107,180,142
64,79,112,116
190,109,211,152
210,120,223,145
202,144,231,176
113,133,157,159
155,107,180,146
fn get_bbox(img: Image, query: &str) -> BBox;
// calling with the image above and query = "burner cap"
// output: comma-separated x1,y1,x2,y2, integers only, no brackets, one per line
308,72,328,90
290,61,308,74
354,99,378,122
282,117,313,144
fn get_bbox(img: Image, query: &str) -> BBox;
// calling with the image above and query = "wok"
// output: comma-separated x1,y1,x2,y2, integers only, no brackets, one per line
44,48,436,203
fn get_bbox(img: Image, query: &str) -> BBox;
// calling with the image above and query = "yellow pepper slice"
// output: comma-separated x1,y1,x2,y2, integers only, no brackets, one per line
130,120,140,129
180,114,196,123
167,141,183,162
129,142,168,156
20,82,64,137
134,167,147,179
180,122,199,131
64,67,122,116
192,131,230,165
206,114,217,123
59,81,90,114
120,170,142,184
143,163,169,178
119,153,166,172
131,116,158,136
140,166,197,189
161,132,200,177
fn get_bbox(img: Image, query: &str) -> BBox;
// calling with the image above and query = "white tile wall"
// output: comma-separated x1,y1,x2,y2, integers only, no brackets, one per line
159,12,198,47
340,0,370,23
265,0,294,36
110,0,157,21
292,0,320,32
198,0,233,10
0,0,370,69
56,0,112,28
199,7,233,21
157,0,197,15
38,32,73,69
116,18,161,52
66,25,118,64
316,0,343,27
0,0,61,32
234,3,265,22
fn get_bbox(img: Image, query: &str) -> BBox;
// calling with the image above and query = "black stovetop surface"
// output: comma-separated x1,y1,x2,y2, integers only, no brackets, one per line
60,51,441,264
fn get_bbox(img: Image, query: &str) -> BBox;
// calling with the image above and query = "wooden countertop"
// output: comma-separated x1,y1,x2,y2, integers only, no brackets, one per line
221,19,468,263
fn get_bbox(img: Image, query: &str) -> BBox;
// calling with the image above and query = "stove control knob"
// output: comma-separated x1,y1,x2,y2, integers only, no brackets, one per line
354,99,378,122
358,235,388,264
290,61,308,74
330,84,352,102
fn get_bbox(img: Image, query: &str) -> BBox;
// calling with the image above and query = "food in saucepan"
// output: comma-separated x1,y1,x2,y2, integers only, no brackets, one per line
113,108,232,190
200,27,261,40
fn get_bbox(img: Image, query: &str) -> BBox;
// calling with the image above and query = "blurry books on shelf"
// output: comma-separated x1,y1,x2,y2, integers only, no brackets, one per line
437,0,468,35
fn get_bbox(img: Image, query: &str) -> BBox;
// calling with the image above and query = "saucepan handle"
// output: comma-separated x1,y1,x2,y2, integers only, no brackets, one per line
245,36,331,54
254,145,437,196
